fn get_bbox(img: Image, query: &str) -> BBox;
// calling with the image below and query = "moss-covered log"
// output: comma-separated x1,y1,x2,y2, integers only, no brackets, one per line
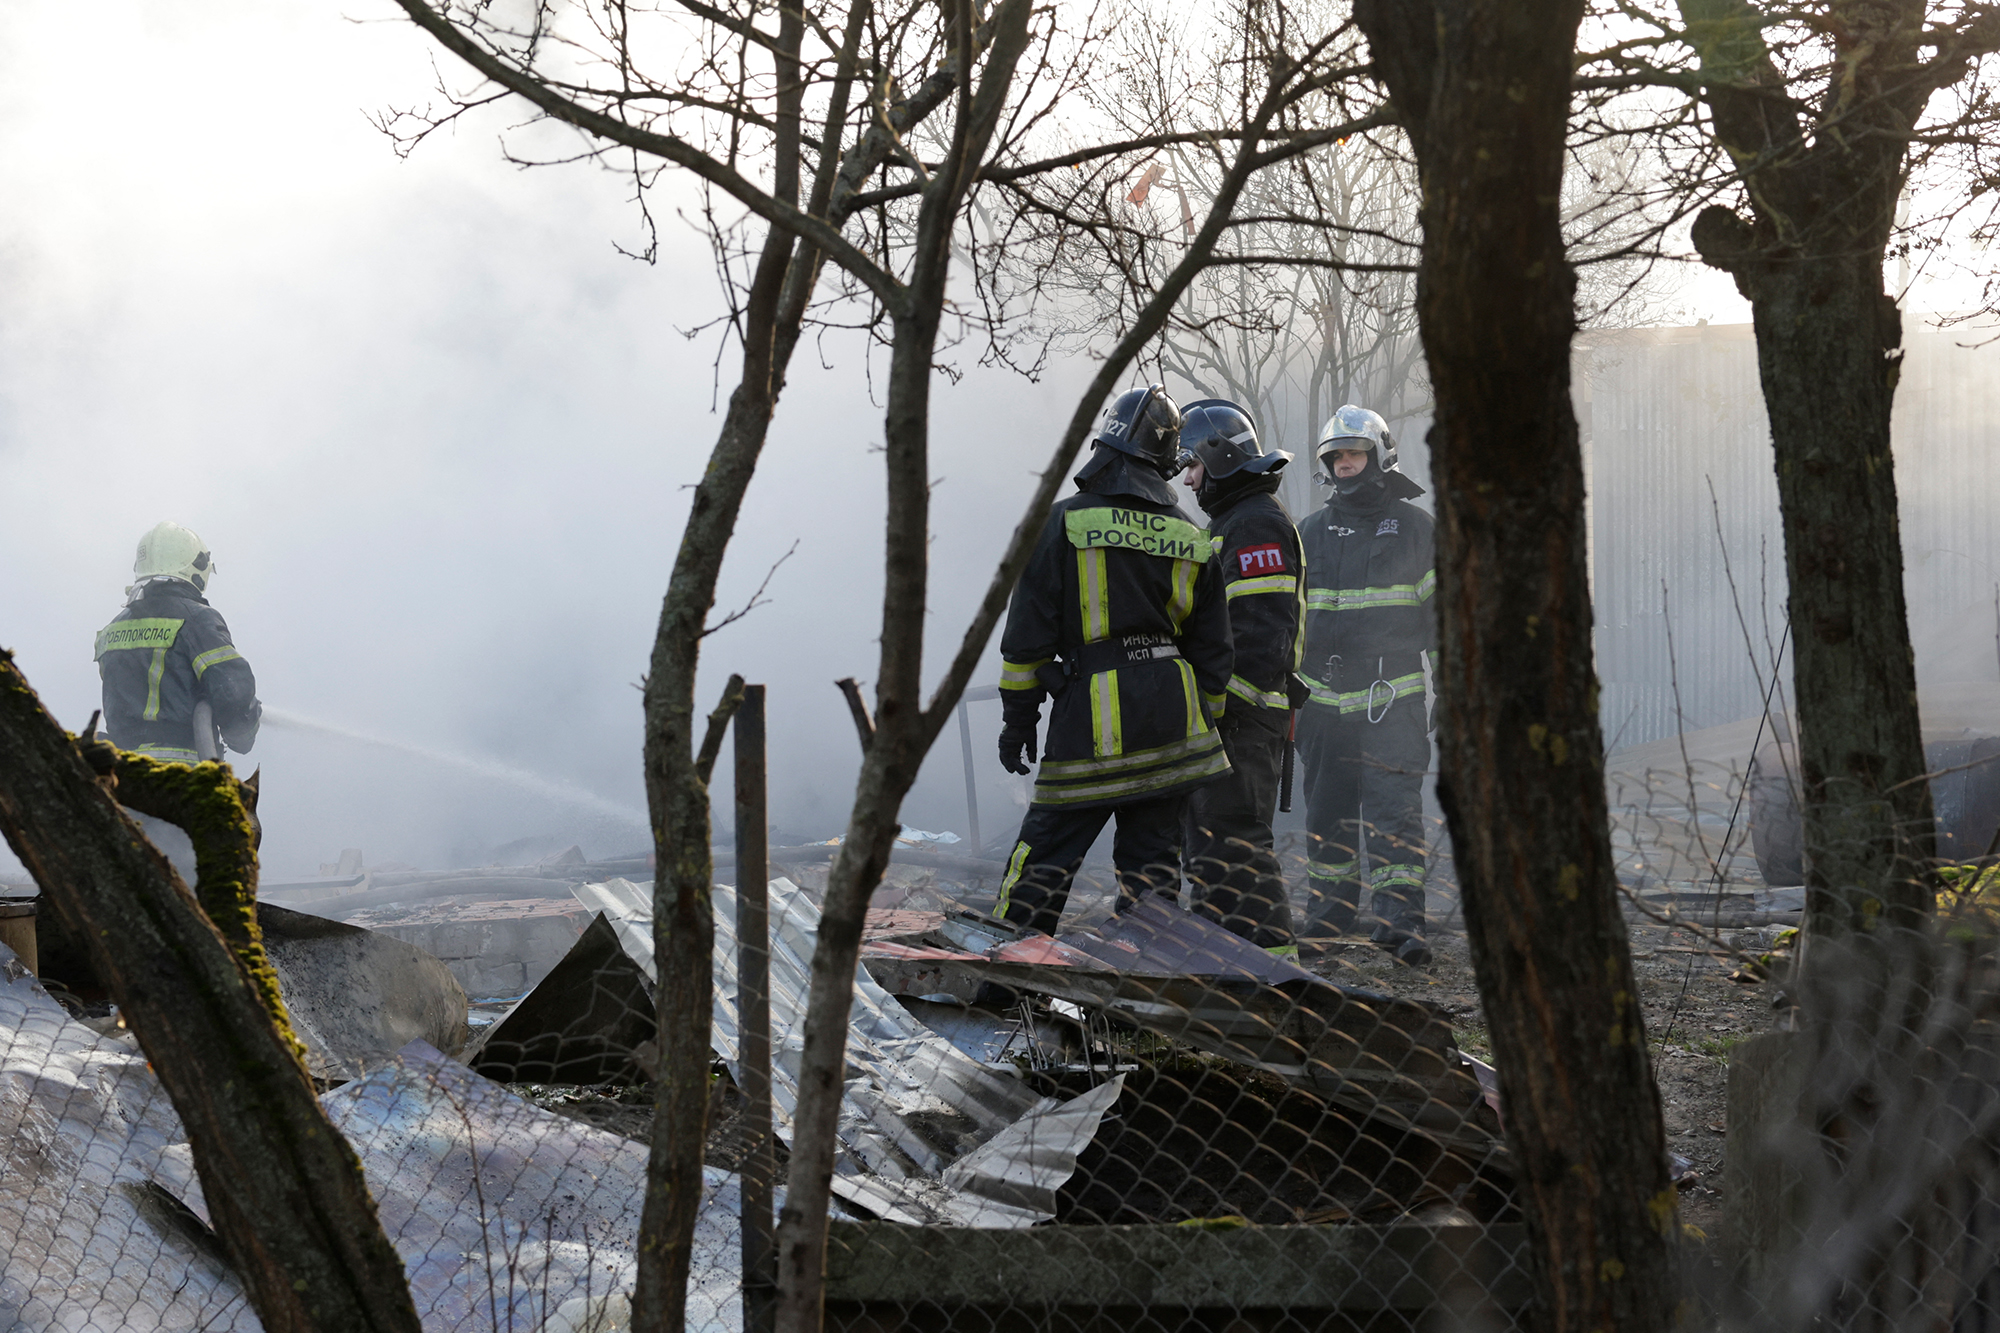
0,649,420,1333
100,748,302,1060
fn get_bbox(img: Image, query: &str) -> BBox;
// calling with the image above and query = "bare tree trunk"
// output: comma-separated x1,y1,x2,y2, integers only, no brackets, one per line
0,653,419,1333
1350,3,1682,1330
1672,0,1944,942
1688,215,1933,940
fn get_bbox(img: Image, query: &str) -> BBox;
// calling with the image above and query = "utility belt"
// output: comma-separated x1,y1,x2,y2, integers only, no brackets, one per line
1319,649,1424,687
1035,634,1181,691
1309,650,1427,723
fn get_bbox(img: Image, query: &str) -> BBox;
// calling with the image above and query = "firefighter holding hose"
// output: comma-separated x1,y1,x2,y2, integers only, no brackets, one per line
96,521,263,765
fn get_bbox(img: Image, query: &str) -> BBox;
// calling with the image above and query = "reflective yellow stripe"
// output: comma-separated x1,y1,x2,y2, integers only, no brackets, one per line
1371,863,1426,889
130,743,200,764
1291,551,1309,672
1178,660,1201,737
191,644,241,677
1264,945,1300,959
994,840,1033,920
1078,548,1109,642
94,616,184,660
1090,668,1122,756
1307,857,1358,880
1033,738,1229,805
1039,731,1227,779
143,649,169,721
1305,585,1424,611
1298,670,1425,714
1226,574,1297,600
1227,676,1288,709
1168,558,1198,631
999,657,1049,690
1417,569,1437,603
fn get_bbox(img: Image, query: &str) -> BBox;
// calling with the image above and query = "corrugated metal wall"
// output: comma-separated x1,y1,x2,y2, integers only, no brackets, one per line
1582,320,2000,748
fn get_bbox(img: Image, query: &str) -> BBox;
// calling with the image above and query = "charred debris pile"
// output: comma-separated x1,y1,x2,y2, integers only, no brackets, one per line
7,837,1514,1235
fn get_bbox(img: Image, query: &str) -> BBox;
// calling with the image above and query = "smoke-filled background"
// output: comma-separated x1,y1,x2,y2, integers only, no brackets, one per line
0,0,1119,877
2,0,1994,881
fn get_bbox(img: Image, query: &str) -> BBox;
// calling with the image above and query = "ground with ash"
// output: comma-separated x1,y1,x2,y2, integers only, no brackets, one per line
1313,908,1782,1245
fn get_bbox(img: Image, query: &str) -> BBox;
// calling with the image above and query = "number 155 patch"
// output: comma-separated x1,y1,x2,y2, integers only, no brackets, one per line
1237,543,1287,575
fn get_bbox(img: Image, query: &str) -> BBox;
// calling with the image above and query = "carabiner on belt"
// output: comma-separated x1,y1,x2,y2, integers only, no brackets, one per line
1366,657,1395,724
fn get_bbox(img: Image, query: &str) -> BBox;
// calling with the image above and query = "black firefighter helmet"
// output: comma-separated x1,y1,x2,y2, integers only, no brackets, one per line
1181,398,1292,480
1092,383,1185,477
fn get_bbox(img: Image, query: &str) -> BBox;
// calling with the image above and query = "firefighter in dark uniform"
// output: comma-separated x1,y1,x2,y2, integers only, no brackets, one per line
1296,406,1435,966
1178,399,1305,955
993,385,1235,935
95,522,263,878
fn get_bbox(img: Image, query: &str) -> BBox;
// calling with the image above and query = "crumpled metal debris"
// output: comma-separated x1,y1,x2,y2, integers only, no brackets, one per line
572,876,1123,1226
155,1040,750,1330
861,893,1500,1157
465,911,655,1085
0,940,256,1331
0,932,747,1331
259,903,470,1078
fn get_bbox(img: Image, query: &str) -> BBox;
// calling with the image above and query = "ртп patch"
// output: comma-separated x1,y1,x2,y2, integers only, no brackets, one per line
1065,508,1210,562
1237,543,1286,575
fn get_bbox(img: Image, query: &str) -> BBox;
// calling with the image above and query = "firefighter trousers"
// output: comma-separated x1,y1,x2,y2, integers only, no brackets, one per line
1183,706,1296,953
1295,698,1430,946
995,794,1185,936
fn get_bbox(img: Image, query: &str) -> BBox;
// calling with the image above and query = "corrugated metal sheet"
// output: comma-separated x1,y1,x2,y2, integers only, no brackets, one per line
1580,319,2000,748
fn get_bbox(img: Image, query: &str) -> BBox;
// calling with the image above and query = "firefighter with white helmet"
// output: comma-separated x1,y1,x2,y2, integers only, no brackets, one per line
95,522,263,766
1295,406,1436,966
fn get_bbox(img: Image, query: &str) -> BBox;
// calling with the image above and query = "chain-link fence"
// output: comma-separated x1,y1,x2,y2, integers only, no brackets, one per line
5,726,2000,1331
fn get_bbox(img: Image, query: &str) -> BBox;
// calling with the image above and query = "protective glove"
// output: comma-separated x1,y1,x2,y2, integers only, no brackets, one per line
998,723,1039,776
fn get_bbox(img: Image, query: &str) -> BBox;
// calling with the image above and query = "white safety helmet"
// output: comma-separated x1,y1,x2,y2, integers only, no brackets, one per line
133,522,215,593
1315,404,1398,473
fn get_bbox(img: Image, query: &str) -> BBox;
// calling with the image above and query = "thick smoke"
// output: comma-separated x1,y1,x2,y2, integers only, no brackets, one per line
0,0,1097,878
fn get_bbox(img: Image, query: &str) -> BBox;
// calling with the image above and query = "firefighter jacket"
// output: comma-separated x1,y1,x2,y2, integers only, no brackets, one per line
1198,474,1306,714
999,481,1235,810
1299,480,1435,716
95,577,262,758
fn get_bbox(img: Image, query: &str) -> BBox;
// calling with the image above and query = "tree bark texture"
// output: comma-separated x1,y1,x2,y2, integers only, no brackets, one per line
1671,10,2000,1322
1676,0,1969,939
629,0,813,1320
1350,3,1683,1331
634,269,796,1332
0,652,419,1333
107,750,297,1051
